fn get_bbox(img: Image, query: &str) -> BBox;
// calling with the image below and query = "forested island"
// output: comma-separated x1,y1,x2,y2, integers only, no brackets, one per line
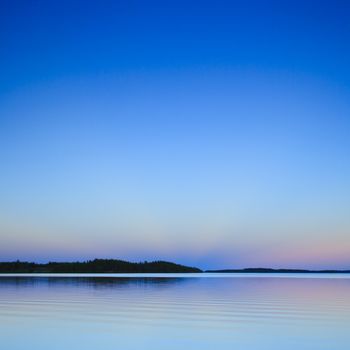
0,259,202,273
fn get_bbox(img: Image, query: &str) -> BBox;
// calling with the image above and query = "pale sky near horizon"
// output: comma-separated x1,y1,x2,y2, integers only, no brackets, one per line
1,0,350,269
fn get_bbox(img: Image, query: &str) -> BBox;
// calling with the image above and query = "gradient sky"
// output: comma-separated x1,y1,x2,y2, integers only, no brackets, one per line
1,0,350,269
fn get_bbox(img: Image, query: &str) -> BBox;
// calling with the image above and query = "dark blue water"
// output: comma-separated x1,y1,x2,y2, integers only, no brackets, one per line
1,274,349,349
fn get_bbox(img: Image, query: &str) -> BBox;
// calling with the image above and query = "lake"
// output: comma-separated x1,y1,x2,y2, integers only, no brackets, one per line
1,273,349,349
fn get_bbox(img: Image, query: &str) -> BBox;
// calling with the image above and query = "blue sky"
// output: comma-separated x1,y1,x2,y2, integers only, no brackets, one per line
0,0,350,269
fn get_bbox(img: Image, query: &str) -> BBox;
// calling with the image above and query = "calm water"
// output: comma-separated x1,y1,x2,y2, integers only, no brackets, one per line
1,273,350,350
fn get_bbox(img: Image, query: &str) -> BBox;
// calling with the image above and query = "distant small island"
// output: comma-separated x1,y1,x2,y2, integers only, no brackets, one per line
205,268,350,273
0,259,202,273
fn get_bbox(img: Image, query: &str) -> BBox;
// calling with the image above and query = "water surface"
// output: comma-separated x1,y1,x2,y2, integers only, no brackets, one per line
1,273,349,349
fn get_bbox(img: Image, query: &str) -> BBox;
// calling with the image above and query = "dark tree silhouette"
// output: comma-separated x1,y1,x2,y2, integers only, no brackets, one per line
0,259,202,273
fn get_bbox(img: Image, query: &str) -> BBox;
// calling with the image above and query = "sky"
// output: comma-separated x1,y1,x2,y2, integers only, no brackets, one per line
0,0,350,269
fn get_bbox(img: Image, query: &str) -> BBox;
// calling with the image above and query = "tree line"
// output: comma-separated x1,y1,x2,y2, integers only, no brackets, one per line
0,259,202,273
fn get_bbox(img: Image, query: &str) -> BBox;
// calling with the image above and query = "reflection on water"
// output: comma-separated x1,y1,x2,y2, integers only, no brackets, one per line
1,274,350,350
0,276,190,288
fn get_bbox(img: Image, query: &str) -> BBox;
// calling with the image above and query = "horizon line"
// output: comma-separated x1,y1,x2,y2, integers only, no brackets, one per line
1,258,350,273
